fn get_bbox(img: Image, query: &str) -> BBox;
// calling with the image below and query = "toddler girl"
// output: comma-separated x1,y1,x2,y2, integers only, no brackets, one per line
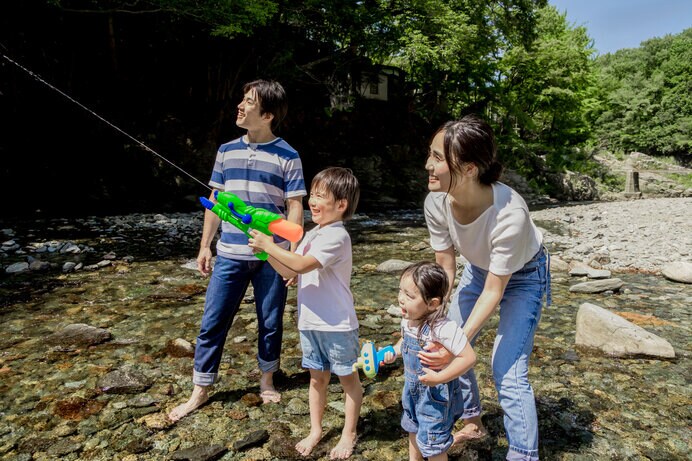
384,261,476,461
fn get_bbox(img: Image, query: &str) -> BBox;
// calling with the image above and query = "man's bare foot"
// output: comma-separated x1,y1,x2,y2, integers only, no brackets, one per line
330,433,357,459
452,422,488,443
167,385,209,422
259,371,281,404
296,432,322,457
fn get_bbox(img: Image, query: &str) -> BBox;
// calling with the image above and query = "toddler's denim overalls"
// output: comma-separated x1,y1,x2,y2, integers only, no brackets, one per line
400,324,464,458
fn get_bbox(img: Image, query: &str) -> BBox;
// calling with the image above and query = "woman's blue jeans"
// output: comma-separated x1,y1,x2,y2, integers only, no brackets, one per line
192,256,287,386
448,248,550,461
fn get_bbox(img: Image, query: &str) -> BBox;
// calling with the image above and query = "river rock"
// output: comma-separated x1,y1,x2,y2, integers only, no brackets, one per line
165,338,195,357
5,262,29,274
569,278,624,293
62,262,77,273
376,259,414,273
284,397,309,415
386,305,402,316
232,430,269,451
98,367,152,394
46,324,112,346
568,263,591,276
137,412,172,430
411,241,430,251
661,261,692,284
170,444,227,461
586,268,611,279
575,303,675,358
46,438,82,457
29,260,51,271
549,256,570,272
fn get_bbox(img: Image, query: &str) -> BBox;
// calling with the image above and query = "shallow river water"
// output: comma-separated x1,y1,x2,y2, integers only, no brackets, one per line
0,211,690,460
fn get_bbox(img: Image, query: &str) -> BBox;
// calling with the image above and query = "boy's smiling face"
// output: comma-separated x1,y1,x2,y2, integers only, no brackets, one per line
308,184,346,227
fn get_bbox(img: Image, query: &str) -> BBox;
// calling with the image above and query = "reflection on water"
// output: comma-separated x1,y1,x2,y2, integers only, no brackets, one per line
0,212,689,460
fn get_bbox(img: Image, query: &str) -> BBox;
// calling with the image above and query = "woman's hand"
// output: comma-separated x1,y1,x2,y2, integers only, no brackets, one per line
418,341,454,369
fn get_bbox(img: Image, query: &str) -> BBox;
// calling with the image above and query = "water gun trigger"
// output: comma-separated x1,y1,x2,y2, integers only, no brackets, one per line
227,201,252,225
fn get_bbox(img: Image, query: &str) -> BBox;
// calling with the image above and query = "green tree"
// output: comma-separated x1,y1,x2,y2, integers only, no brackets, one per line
497,6,595,150
592,28,691,159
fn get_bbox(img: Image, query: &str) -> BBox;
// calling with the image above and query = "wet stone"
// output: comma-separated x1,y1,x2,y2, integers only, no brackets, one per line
284,397,309,415
45,324,112,347
0,207,690,461
123,437,154,454
166,338,195,357
98,367,152,394
170,444,228,461
53,397,106,421
240,392,262,407
46,438,82,457
17,436,54,453
232,429,269,451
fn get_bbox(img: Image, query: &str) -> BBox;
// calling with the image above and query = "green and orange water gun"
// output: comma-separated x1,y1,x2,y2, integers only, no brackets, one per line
200,191,303,260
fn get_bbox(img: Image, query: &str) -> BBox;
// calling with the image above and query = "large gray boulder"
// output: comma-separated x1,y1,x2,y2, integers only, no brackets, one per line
575,303,675,358
661,261,692,284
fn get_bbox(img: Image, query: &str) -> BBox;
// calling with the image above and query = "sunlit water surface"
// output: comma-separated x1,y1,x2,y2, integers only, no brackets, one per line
0,212,689,460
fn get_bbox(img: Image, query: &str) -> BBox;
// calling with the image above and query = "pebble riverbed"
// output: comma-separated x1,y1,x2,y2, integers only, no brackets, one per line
0,197,690,460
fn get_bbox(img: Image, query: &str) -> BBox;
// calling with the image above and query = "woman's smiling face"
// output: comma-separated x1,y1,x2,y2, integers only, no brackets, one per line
425,130,451,192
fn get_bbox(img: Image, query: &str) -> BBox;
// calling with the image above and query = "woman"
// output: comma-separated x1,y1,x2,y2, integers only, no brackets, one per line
419,114,550,461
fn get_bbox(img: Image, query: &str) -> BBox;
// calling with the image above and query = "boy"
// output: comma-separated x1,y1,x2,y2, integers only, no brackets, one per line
248,167,361,460
168,80,306,421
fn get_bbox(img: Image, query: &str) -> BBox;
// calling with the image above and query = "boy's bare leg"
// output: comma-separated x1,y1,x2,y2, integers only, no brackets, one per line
408,433,425,461
330,372,362,460
168,384,210,421
259,370,281,404
453,415,488,442
296,369,330,456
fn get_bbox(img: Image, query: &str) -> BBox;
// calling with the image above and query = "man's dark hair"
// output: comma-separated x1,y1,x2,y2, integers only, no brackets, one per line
243,80,288,131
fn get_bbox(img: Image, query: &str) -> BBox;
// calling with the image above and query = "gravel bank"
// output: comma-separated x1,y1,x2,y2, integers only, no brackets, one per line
531,197,691,273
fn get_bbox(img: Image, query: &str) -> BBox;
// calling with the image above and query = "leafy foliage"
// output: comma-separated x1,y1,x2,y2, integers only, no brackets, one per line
3,1,689,215
496,7,595,152
591,28,692,160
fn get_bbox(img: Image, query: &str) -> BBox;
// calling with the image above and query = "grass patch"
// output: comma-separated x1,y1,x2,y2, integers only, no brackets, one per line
665,173,692,189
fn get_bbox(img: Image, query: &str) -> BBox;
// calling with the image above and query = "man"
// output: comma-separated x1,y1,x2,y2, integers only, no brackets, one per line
169,80,306,421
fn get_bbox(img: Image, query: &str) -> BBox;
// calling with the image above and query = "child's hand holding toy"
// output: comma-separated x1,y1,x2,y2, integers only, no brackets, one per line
352,341,396,378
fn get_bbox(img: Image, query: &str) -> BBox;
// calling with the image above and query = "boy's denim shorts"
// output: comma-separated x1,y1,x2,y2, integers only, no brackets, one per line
299,329,360,376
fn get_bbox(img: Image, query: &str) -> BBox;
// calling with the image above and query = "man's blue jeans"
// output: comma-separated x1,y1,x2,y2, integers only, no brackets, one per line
448,248,550,461
193,256,287,386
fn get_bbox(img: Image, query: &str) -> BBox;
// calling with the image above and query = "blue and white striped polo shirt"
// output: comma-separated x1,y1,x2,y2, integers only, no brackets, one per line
209,136,306,260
